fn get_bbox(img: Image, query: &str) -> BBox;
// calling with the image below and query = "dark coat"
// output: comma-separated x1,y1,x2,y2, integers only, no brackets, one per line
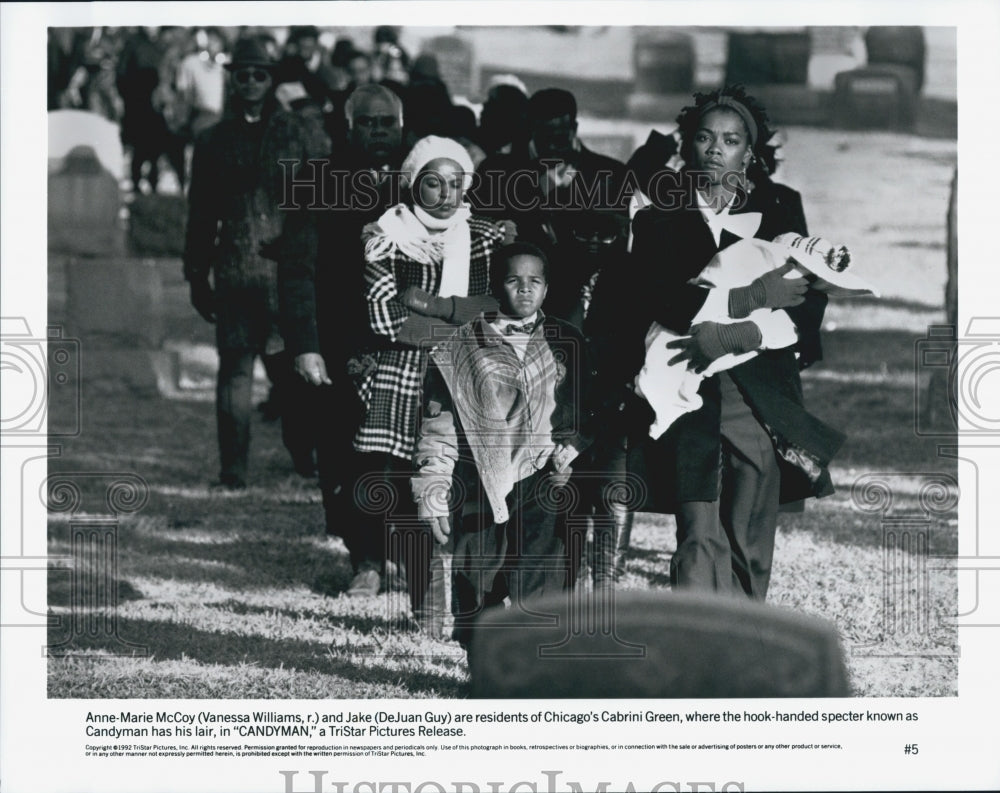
184,102,329,348
609,173,842,510
275,145,407,366
183,108,296,353
468,142,630,251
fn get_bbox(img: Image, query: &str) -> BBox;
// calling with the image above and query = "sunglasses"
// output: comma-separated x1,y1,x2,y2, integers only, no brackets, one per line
233,69,271,85
572,229,618,244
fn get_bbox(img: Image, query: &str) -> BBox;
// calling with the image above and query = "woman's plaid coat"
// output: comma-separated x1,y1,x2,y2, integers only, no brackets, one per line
354,213,506,461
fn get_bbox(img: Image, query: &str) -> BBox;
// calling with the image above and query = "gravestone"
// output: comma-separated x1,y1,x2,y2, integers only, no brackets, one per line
48,108,124,180
51,147,176,393
864,26,926,92
807,26,865,88
65,257,166,349
627,31,695,122
61,253,176,395
726,31,812,85
832,64,918,130
632,31,694,94
469,590,850,698
48,146,125,257
422,35,475,99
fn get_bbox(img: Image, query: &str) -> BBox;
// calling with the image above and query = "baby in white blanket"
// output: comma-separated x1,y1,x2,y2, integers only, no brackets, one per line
635,233,877,439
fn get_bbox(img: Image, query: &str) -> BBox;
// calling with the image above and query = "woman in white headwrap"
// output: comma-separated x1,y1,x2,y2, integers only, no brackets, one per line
351,135,512,632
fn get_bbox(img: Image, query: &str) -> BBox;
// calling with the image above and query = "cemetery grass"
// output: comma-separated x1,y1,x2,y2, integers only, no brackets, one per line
45,300,958,700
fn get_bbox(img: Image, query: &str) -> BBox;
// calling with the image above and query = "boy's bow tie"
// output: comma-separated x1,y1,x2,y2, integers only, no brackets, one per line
504,320,538,336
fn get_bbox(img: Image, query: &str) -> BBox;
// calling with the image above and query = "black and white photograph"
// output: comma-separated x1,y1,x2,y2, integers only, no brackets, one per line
2,2,998,792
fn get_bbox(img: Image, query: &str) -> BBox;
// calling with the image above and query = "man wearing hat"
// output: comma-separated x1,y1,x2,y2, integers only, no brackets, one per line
183,37,321,488
468,88,629,274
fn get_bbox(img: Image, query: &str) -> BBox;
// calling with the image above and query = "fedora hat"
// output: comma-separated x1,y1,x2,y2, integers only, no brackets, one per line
225,37,276,71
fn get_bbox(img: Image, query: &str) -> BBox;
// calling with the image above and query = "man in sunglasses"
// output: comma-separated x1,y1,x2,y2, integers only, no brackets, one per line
183,37,322,489
469,88,629,252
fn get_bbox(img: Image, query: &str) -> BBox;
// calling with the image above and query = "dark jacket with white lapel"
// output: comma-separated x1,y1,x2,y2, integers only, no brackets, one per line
617,172,842,510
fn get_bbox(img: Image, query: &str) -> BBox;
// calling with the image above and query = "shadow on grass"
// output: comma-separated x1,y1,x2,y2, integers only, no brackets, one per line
49,519,354,595
815,327,941,373
780,508,957,555
798,381,955,471
48,565,146,607
211,599,407,635
46,617,463,698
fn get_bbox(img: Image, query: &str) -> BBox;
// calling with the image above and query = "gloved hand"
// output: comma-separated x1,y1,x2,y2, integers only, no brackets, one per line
189,277,216,323
395,314,441,348
399,287,498,324
548,441,580,488
729,260,809,318
666,320,762,374
448,295,499,323
398,286,452,319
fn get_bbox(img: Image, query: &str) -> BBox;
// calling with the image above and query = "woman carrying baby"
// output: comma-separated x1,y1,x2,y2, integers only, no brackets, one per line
620,85,842,599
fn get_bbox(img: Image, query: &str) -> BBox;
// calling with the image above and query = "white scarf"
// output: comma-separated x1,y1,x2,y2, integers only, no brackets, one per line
364,203,472,298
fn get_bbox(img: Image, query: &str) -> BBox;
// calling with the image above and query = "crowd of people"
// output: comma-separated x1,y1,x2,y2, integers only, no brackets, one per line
52,26,856,657
49,25,435,193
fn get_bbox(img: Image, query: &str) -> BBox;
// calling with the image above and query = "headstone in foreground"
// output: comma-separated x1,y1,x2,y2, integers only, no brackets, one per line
469,590,849,698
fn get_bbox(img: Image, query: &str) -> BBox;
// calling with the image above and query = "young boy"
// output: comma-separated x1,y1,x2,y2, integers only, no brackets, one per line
411,242,589,647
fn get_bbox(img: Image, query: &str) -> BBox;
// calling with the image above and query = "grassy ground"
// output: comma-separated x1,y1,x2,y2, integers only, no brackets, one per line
46,124,958,699
43,322,959,699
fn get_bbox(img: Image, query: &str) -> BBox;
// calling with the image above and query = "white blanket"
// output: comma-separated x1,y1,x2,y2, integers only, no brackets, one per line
635,238,801,439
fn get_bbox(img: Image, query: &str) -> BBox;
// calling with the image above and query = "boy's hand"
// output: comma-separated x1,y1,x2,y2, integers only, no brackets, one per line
552,441,580,474
425,516,451,545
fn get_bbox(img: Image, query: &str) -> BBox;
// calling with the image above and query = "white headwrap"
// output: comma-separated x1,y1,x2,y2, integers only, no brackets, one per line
365,136,477,298
400,135,475,190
